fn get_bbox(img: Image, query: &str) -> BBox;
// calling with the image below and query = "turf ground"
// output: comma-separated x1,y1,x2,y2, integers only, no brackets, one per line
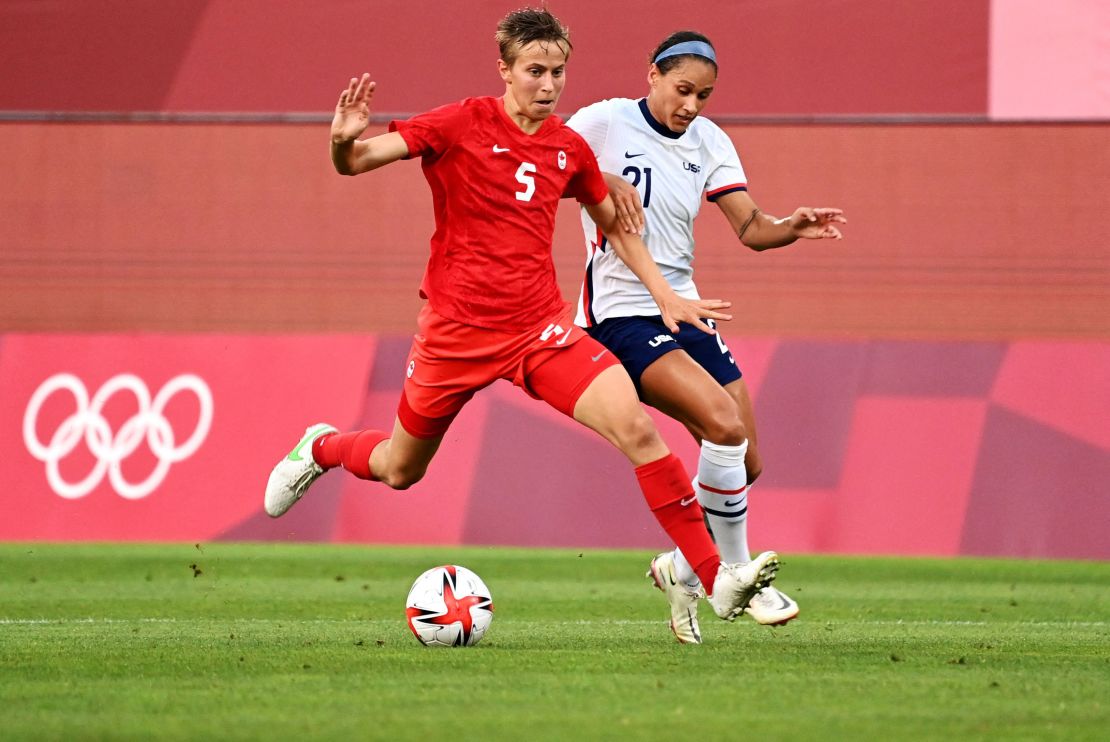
0,544,1106,740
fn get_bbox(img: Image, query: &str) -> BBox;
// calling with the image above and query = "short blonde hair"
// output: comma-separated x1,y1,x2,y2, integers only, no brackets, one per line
495,7,572,65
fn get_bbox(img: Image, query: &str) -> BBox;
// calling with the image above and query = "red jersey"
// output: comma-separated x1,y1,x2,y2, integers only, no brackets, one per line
389,96,609,331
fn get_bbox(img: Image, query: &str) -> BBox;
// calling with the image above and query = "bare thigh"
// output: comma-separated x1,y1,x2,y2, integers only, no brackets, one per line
571,365,669,466
639,350,747,447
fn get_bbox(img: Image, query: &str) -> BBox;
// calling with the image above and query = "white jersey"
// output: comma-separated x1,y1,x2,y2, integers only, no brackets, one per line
566,98,747,327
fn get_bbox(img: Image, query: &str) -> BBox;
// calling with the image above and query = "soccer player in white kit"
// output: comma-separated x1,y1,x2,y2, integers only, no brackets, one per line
567,31,846,643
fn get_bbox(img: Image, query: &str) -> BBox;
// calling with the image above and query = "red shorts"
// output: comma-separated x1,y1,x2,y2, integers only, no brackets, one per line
397,304,620,439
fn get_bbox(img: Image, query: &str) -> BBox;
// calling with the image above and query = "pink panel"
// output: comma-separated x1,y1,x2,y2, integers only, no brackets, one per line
960,405,1110,559
333,390,489,545
827,398,989,556
990,342,1110,450
725,338,780,400
0,334,374,541
3,333,1105,560
457,387,666,549
742,488,838,555
990,0,1110,119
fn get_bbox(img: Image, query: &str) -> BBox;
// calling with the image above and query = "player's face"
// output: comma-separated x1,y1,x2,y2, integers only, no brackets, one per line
499,40,569,123
646,59,717,133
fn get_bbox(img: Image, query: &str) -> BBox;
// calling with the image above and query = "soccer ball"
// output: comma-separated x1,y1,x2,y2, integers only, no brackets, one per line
405,565,494,647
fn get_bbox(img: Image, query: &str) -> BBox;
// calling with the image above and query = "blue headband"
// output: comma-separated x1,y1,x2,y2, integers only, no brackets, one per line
653,40,717,66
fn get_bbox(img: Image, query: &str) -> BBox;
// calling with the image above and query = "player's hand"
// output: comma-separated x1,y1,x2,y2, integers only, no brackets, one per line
331,73,376,144
789,207,846,240
604,173,644,234
659,296,732,335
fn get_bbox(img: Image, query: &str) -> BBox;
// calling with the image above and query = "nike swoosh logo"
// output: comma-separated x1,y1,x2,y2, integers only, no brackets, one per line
723,498,744,507
492,145,510,153
624,151,645,158
766,590,792,610
591,349,608,362
679,495,697,506
288,432,320,462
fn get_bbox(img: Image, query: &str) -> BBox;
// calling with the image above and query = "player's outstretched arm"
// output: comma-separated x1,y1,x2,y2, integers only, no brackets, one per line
330,73,409,175
585,196,731,335
603,172,645,234
716,190,846,251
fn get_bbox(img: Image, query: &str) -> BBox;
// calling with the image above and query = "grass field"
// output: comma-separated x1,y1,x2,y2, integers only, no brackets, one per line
1,543,1106,740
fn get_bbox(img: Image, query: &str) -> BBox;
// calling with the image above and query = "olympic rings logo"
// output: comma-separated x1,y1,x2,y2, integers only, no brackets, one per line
23,373,214,500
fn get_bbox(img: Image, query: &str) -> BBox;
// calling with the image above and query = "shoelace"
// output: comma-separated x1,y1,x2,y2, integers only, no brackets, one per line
293,464,323,493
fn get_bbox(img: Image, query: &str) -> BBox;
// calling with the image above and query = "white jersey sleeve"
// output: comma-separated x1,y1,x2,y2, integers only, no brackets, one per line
704,128,748,202
565,100,612,153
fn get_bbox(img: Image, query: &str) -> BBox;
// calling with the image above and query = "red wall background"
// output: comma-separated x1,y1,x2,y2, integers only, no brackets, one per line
1,0,989,116
3,121,1107,339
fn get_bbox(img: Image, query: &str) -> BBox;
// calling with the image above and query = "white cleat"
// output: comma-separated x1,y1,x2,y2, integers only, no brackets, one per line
744,585,799,626
264,423,338,518
647,551,705,644
707,550,780,621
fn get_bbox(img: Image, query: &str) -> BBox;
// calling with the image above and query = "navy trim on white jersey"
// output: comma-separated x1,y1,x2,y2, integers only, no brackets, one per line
583,258,599,326
706,184,747,201
638,99,683,140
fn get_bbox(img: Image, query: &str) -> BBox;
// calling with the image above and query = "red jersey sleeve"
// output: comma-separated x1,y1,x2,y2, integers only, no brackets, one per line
388,99,470,159
564,135,609,206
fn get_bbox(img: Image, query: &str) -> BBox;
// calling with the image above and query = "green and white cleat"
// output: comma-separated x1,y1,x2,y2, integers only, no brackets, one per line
647,551,705,644
707,550,779,621
744,585,799,626
264,423,338,517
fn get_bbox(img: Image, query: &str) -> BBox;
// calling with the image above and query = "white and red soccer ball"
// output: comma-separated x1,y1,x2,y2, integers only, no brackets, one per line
405,565,494,647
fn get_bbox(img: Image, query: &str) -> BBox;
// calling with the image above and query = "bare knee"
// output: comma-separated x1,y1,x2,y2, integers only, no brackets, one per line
377,464,427,491
613,411,663,457
368,430,442,491
699,408,747,447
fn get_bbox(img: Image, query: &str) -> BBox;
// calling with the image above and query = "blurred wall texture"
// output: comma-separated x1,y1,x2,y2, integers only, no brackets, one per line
2,1,1107,559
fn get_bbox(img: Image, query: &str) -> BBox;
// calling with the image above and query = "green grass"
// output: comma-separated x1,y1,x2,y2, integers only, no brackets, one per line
0,544,1106,741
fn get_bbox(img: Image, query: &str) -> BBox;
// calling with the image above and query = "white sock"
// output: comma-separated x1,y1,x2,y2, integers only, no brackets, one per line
695,440,751,564
671,548,700,589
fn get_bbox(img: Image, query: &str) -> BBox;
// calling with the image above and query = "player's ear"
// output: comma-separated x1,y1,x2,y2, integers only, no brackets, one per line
647,64,661,90
498,58,512,84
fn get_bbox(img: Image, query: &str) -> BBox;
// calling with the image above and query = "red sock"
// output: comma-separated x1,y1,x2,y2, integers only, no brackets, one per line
312,430,388,480
636,454,721,594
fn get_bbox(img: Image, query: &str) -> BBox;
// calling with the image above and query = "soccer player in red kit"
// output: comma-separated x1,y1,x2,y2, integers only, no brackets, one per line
264,8,779,627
